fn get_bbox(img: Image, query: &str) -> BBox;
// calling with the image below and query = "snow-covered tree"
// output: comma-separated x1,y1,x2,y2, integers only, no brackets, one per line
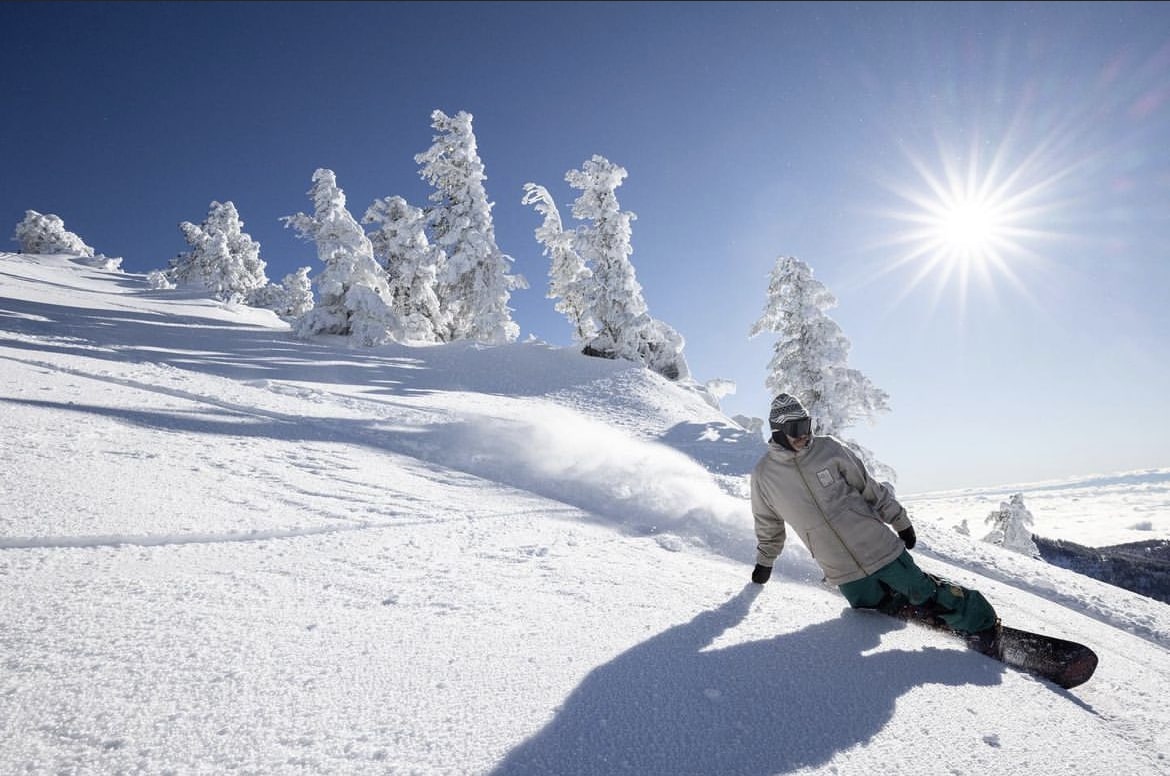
523,155,689,381
520,183,595,345
750,255,893,479
169,201,269,303
984,493,1041,557
13,210,95,257
415,109,525,344
628,315,689,381
363,195,443,342
564,156,646,356
145,269,176,290
282,169,401,346
246,267,315,320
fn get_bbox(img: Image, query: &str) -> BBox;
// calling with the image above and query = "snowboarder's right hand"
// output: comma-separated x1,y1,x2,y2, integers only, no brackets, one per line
751,563,772,584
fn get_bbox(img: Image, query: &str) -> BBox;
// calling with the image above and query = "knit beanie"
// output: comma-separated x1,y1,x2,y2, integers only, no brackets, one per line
768,393,809,431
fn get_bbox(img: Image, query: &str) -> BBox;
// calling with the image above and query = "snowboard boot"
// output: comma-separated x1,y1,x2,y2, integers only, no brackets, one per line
966,619,1003,658
888,598,951,629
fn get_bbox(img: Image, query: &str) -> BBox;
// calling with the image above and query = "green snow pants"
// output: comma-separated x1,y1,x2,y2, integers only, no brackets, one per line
837,550,998,635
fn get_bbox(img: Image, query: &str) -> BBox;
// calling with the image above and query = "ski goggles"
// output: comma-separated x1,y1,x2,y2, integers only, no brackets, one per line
777,417,812,438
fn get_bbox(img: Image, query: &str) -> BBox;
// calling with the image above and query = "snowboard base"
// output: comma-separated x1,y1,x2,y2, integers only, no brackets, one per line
886,604,1098,690
994,623,1098,689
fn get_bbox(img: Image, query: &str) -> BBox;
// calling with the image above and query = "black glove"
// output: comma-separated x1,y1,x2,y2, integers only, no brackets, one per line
898,526,917,550
751,563,773,584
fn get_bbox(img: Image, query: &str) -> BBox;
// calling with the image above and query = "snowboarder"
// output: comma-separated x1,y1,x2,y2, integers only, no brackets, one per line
749,393,1001,654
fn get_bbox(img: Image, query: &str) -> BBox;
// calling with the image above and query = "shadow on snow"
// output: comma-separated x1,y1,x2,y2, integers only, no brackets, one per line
490,585,1003,776
0,294,616,398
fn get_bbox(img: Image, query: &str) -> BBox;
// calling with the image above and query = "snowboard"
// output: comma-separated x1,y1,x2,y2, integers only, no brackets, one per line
888,603,1099,689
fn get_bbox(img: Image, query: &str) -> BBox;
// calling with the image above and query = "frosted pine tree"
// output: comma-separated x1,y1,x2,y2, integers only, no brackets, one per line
564,156,645,358
628,316,689,381
415,109,525,343
170,201,269,303
363,195,443,342
533,155,689,380
519,183,595,345
13,210,96,257
276,267,315,318
751,255,894,480
283,169,401,346
247,266,315,320
984,493,1041,557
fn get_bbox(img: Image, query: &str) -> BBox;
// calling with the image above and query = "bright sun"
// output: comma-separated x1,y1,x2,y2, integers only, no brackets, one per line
926,193,1009,266
874,142,1059,314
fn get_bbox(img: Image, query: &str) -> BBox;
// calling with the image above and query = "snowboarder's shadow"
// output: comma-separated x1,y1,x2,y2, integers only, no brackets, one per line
491,584,1003,776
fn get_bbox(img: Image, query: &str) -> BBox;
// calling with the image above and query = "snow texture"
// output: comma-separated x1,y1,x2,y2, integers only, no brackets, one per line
1,253,1168,775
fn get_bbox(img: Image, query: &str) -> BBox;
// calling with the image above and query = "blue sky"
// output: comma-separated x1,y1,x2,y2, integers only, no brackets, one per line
3,1,1167,493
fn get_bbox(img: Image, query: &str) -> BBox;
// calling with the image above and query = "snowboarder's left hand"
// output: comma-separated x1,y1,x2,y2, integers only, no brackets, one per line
751,563,772,584
898,526,917,550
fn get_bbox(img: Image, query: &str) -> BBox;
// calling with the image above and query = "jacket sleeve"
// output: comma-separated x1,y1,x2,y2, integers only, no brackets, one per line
836,440,912,532
751,473,787,566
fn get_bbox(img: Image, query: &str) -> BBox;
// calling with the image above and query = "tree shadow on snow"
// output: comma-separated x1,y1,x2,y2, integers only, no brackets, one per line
490,585,1003,776
0,295,619,398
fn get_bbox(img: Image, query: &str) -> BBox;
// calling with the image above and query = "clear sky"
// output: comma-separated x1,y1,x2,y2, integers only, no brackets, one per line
2,1,1167,492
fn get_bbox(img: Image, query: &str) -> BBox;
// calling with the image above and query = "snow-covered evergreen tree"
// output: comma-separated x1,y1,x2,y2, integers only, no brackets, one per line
169,201,269,303
145,269,176,290
628,315,689,381
282,169,401,346
564,156,646,357
984,493,1041,557
246,267,315,321
750,255,893,479
523,156,689,381
415,109,525,344
13,210,96,257
520,183,595,346
363,195,443,342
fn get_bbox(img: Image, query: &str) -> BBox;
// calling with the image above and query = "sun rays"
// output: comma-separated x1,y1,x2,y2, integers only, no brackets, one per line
868,135,1070,320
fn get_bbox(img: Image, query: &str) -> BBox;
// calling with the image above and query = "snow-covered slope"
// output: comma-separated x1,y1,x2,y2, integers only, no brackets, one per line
1,253,1168,775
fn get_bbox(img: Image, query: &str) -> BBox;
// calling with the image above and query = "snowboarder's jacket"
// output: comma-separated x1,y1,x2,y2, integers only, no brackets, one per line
751,435,913,586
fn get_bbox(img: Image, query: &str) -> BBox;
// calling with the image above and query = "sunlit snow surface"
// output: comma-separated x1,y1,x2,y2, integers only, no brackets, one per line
1,254,1167,774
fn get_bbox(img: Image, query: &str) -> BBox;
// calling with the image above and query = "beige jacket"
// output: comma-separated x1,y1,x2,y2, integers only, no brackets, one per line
751,435,912,585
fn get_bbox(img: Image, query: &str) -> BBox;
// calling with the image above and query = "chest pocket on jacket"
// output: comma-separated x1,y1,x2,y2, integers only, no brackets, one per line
816,468,834,488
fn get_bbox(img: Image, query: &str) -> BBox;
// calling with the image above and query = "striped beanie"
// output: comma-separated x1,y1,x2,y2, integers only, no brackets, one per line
768,393,809,431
